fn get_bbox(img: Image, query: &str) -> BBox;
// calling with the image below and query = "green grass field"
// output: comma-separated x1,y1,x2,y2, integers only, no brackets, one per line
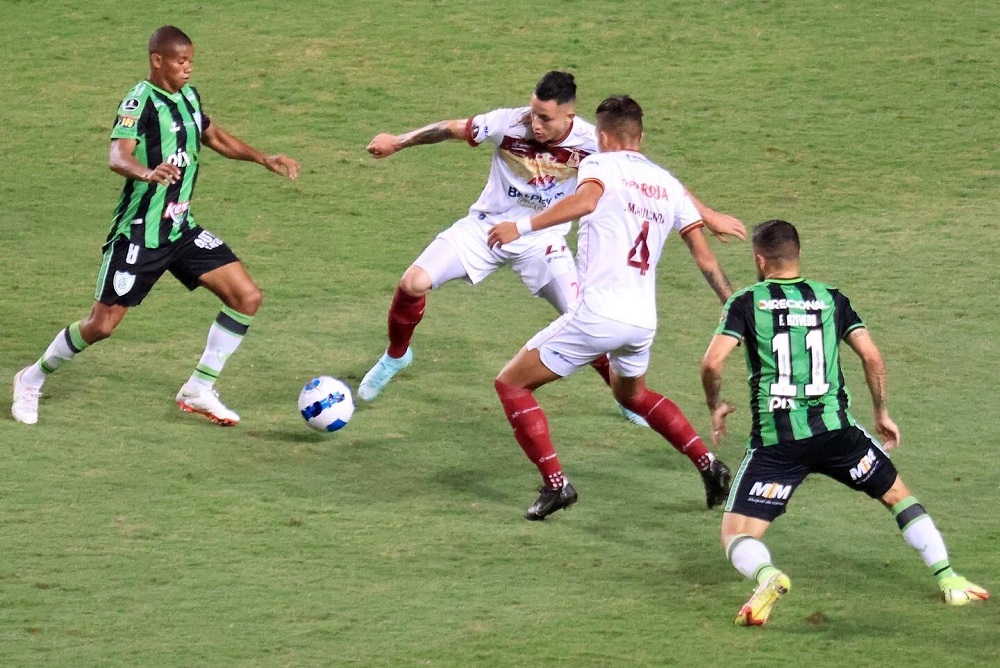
1,1,998,665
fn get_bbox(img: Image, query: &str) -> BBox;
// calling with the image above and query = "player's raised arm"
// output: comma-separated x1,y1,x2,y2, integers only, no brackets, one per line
202,123,299,178
686,190,746,242
845,327,900,450
366,119,468,159
682,227,735,303
488,179,604,248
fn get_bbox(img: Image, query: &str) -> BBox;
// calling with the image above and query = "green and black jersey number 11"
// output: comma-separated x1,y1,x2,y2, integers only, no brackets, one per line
769,329,830,398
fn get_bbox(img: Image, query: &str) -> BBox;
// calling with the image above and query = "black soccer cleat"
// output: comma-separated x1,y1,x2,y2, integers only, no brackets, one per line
701,459,732,509
525,482,578,521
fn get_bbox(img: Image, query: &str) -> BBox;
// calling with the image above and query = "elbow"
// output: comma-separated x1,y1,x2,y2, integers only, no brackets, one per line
700,356,721,379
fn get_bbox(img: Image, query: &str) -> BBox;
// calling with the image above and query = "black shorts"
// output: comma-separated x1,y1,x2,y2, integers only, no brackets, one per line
726,425,898,522
94,226,239,307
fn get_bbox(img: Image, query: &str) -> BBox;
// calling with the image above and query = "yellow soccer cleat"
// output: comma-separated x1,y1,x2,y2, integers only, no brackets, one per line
940,576,989,607
735,572,791,626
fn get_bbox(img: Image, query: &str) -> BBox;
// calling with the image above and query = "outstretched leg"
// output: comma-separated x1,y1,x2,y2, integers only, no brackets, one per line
495,347,575,520
722,512,790,627
612,374,731,507
881,476,989,606
13,302,126,425
176,261,262,426
359,238,469,402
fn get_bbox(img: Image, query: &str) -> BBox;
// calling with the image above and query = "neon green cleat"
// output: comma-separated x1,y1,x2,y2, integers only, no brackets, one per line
939,576,989,607
735,572,791,626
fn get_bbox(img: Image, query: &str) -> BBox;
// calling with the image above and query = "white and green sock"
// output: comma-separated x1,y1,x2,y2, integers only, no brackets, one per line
727,534,781,584
24,321,90,386
186,306,254,391
890,496,955,581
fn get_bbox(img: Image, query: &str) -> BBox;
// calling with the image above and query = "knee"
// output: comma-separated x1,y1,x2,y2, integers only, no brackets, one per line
614,385,647,411
231,283,263,316
80,315,117,343
398,266,431,298
244,284,264,315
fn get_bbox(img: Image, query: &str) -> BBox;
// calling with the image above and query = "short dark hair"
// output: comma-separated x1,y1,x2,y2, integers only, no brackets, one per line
534,71,576,104
149,25,192,55
595,95,643,143
752,219,801,262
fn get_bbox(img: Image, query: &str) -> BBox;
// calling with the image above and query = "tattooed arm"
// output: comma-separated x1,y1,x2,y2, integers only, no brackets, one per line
366,119,468,159
845,328,900,450
682,227,734,303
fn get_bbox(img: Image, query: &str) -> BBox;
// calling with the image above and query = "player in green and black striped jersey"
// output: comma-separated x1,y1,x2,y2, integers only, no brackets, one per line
12,25,299,427
700,219,987,626
715,272,865,449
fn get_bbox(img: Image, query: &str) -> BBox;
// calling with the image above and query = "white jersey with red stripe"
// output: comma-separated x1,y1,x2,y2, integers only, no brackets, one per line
464,107,596,240
575,150,703,330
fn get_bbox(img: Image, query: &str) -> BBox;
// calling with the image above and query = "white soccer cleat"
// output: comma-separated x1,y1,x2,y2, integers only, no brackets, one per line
175,384,240,426
940,575,989,607
12,367,41,425
357,348,413,401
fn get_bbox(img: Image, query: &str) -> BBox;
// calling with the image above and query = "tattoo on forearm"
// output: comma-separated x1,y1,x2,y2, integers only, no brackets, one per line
400,122,455,148
702,266,734,302
703,373,722,410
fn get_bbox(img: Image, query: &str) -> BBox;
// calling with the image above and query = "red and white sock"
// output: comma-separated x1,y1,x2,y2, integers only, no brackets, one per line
495,379,565,489
625,389,713,472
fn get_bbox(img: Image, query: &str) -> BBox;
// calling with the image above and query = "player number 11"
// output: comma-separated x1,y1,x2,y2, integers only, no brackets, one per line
769,329,830,398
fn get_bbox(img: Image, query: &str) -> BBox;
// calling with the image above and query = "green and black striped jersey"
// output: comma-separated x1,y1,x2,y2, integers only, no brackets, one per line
716,277,866,447
107,80,211,249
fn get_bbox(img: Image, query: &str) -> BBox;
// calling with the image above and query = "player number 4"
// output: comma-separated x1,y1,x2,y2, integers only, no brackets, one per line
769,329,830,398
627,220,651,274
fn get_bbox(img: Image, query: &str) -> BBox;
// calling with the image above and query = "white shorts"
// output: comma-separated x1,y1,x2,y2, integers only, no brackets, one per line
421,212,576,294
526,302,656,378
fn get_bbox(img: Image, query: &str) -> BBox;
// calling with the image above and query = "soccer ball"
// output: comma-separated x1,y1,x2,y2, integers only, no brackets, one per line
298,376,354,432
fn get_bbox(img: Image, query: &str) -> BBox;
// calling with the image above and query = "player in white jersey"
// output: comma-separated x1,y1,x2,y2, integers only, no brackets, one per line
359,73,744,411
488,95,737,520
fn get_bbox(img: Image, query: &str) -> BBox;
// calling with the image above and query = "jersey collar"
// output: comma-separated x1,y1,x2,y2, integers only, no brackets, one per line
764,277,803,284
145,79,186,102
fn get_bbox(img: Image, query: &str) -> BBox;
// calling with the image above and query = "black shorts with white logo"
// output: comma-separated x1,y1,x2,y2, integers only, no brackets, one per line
94,226,239,307
725,425,898,522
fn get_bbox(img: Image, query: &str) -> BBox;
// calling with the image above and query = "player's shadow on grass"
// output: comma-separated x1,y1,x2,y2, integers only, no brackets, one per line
432,466,515,505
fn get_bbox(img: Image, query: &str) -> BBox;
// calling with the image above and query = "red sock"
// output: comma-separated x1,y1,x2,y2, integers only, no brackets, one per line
625,389,713,472
589,354,612,387
387,288,426,358
494,379,565,489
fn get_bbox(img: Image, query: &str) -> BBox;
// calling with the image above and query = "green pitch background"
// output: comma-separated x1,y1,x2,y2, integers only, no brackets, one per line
1,1,997,665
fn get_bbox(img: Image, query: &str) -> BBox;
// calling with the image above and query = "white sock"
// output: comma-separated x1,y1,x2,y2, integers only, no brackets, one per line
27,322,90,386
727,535,773,581
187,308,253,390
901,516,950,568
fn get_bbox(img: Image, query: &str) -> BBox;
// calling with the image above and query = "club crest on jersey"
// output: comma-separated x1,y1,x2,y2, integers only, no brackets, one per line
163,201,190,226
122,98,140,112
113,271,136,296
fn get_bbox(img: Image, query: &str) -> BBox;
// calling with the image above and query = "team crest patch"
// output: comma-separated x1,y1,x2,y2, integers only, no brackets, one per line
113,271,136,296
122,98,140,112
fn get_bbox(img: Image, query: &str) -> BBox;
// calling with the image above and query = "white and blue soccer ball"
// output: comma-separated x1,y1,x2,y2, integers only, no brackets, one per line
298,376,354,432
